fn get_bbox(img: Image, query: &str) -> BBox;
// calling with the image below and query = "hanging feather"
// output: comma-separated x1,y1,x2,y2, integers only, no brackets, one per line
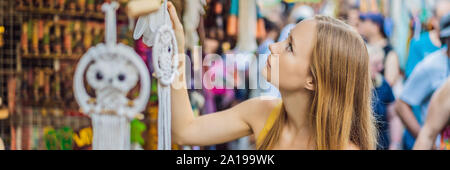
133,1,171,47
183,0,206,51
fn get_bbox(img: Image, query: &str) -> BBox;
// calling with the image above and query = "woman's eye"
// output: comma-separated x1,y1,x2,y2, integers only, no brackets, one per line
286,43,293,52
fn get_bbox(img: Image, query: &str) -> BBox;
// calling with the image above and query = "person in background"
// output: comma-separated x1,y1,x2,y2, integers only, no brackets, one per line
414,78,450,150
347,6,361,28
396,12,450,150
401,0,450,151
358,13,401,87
278,5,315,42
405,0,450,79
335,0,360,28
367,44,400,150
358,14,405,149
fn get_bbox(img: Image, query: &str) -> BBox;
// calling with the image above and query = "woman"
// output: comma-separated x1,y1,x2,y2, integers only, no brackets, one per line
168,2,377,150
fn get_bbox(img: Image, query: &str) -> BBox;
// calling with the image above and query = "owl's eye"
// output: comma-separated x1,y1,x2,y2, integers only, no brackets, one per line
118,74,126,82
96,72,103,80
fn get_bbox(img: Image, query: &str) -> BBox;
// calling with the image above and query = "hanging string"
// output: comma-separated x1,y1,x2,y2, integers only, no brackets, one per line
132,0,177,150
92,114,130,150
102,2,118,48
163,0,168,25
153,0,178,150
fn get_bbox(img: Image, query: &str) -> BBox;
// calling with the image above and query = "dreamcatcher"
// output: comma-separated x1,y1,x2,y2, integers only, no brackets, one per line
133,0,178,150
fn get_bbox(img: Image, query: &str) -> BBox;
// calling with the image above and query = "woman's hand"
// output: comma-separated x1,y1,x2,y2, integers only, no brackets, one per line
168,2,185,54
167,1,186,88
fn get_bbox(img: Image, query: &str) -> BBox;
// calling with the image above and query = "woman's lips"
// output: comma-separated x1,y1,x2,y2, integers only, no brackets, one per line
267,55,272,68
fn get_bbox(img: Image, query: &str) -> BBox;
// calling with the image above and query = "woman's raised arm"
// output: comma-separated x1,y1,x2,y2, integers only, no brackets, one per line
167,2,276,146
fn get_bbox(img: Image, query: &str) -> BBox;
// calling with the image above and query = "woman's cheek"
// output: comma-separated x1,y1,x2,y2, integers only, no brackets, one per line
278,64,299,90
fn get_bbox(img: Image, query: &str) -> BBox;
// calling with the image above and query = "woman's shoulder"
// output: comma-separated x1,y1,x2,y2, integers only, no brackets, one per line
240,97,281,110
239,97,282,134
247,97,282,114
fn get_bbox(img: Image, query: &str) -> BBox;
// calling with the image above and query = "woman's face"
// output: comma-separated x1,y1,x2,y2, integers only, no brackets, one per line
357,19,377,38
263,19,317,92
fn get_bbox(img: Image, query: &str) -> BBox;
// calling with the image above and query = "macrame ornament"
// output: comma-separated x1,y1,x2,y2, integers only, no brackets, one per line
133,0,178,150
133,0,172,47
74,1,150,150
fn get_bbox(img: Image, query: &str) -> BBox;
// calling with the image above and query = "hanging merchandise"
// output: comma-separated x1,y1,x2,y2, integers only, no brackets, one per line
183,0,206,51
0,25,4,48
32,20,39,55
31,109,41,150
73,20,84,54
43,127,58,150
64,21,73,55
0,98,7,120
0,137,4,150
37,0,44,8
84,22,94,50
54,20,62,55
74,1,151,150
43,21,52,55
57,0,66,11
227,0,239,36
130,119,146,150
72,127,93,150
133,0,179,150
236,0,258,52
21,22,29,55
133,0,168,47
7,77,16,118
22,109,31,150
88,0,95,11
57,126,74,150
145,105,159,150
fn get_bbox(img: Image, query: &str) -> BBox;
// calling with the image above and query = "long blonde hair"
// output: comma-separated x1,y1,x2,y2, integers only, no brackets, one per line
257,15,377,150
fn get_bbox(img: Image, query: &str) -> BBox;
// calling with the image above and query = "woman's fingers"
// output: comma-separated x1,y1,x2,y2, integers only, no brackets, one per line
167,1,185,54
168,2,183,31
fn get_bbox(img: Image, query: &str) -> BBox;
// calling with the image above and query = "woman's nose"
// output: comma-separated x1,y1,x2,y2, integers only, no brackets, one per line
269,42,279,54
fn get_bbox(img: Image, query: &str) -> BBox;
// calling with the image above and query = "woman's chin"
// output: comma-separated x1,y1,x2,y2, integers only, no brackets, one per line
262,66,270,82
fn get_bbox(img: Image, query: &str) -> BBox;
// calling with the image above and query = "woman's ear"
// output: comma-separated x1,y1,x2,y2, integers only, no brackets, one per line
305,76,315,91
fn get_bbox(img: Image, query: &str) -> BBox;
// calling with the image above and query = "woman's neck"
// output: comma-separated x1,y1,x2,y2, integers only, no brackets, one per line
280,89,313,134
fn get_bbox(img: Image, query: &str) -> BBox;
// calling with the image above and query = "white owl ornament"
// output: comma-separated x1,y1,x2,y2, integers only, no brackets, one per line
73,1,150,150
